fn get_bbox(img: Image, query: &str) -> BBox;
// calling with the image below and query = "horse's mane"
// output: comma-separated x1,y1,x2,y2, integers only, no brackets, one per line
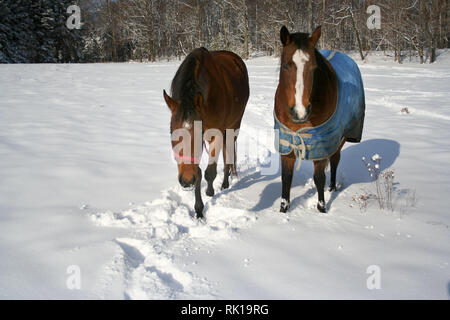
171,48,207,121
314,48,330,75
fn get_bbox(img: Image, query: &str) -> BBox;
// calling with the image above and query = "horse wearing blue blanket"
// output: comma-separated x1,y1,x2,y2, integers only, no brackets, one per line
274,26,365,213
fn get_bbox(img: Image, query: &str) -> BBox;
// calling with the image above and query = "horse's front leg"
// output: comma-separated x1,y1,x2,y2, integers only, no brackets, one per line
313,159,328,213
194,168,204,219
280,154,296,213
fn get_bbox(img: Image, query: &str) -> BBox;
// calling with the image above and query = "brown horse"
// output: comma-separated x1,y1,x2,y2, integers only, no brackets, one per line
275,26,365,213
163,47,249,219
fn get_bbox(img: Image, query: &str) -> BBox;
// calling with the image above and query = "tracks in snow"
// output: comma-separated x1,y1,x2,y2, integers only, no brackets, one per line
90,179,262,299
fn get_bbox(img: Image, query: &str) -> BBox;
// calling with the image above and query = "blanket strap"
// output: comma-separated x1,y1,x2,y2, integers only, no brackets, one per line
278,125,307,171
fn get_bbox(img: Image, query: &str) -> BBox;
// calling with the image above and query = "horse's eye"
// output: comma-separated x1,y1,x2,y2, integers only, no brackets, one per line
282,63,289,71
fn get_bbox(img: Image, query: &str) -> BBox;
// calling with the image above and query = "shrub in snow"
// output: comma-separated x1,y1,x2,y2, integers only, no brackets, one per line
362,154,395,211
351,190,375,213
359,154,418,216
401,107,410,114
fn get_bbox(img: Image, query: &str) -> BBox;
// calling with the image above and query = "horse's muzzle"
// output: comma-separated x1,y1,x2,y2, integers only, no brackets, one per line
289,104,311,123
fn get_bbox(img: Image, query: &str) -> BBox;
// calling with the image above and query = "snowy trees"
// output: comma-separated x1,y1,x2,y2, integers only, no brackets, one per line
0,0,448,63
82,0,450,63
0,0,84,63
0,0,37,63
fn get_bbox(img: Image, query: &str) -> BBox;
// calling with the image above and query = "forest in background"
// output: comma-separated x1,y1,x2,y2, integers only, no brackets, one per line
0,0,448,64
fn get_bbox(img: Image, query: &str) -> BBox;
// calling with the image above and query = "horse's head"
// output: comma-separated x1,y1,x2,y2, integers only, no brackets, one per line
279,25,321,123
163,89,203,190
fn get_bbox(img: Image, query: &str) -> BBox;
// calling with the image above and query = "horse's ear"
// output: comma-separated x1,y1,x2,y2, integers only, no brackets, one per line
309,26,321,47
194,93,203,114
280,25,291,46
163,90,177,113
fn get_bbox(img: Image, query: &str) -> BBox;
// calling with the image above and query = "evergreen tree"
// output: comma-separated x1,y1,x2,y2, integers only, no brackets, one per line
0,0,84,63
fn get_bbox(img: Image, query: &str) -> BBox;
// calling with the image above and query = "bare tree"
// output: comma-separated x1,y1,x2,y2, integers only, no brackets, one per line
12,0,446,63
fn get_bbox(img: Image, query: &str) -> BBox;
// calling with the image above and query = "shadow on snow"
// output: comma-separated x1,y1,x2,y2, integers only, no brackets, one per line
220,138,400,213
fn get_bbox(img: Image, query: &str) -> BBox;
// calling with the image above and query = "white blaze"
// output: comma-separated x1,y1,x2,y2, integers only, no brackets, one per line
292,50,310,119
183,121,192,129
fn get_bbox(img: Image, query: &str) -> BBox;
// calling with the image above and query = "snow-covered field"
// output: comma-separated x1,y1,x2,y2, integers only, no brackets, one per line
0,51,449,299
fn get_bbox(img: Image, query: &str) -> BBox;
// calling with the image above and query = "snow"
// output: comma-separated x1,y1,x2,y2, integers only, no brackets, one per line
371,154,382,162
0,50,449,299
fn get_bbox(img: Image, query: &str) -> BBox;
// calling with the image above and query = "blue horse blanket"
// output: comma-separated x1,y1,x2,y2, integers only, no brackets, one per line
274,50,365,161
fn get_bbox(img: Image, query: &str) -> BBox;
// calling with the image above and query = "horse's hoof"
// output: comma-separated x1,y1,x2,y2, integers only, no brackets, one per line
206,187,215,197
329,185,337,192
280,199,290,213
280,206,289,213
221,183,229,190
195,212,204,219
317,201,327,213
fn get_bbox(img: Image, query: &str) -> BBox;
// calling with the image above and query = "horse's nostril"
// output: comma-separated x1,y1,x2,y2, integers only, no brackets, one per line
289,106,297,118
289,106,301,121
289,105,311,124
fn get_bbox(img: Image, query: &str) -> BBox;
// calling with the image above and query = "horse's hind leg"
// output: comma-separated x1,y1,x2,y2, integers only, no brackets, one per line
205,163,217,197
221,163,232,190
221,135,235,190
194,168,204,219
313,159,328,213
329,140,345,192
